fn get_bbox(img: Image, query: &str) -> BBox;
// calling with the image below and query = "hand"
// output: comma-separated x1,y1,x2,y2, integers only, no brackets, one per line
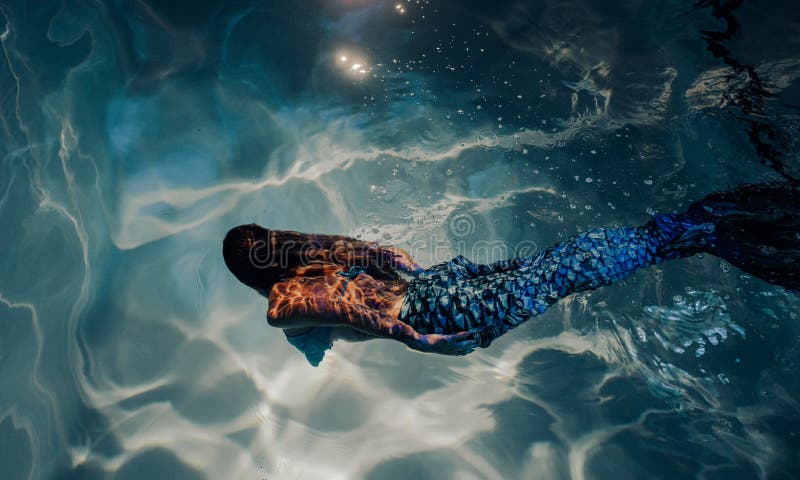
378,246,423,275
407,331,478,356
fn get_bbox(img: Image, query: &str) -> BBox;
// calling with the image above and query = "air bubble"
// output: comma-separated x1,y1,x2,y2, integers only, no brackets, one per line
475,131,499,148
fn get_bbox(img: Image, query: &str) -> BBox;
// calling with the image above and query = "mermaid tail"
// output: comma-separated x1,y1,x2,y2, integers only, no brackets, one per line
399,183,799,351
658,183,800,291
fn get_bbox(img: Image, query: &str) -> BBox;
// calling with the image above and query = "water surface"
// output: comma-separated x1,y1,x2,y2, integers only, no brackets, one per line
1,1,799,478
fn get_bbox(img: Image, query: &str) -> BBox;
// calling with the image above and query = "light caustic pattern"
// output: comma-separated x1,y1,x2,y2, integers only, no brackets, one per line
1,1,800,479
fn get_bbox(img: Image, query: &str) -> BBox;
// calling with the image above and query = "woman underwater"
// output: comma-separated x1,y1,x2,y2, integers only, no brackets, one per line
223,183,799,366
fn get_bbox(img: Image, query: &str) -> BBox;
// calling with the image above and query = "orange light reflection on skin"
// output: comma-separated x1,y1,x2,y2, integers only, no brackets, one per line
267,266,407,333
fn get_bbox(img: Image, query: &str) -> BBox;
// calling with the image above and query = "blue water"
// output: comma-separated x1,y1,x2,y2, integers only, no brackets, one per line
1,1,799,479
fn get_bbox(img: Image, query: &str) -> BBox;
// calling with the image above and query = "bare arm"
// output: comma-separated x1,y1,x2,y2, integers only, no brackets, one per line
332,301,478,355
269,289,424,343
268,276,476,355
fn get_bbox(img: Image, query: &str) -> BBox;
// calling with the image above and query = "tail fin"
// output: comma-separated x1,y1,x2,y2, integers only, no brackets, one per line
685,183,800,291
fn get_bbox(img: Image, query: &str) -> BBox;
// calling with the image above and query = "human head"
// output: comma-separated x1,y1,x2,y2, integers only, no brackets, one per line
222,224,398,295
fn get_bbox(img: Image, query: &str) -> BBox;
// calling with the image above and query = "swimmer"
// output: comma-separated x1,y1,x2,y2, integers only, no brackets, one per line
223,183,798,366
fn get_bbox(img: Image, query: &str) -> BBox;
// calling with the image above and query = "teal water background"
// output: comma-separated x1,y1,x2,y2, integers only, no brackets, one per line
1,1,799,478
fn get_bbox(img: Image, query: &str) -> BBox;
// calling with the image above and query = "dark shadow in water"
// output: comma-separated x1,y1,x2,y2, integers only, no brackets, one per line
695,0,799,184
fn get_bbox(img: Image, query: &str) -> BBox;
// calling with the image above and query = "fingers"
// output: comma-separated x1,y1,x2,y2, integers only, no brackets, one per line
379,247,423,274
440,338,477,356
415,331,477,355
448,332,478,355
405,329,480,355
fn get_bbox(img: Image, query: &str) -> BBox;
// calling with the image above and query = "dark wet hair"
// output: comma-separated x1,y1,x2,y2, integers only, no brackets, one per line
222,224,399,293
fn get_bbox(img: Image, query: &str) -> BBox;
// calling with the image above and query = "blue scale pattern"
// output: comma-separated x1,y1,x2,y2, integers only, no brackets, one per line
399,213,710,347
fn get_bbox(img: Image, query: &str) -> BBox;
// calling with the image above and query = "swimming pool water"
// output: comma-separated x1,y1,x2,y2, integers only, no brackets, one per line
1,1,799,478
